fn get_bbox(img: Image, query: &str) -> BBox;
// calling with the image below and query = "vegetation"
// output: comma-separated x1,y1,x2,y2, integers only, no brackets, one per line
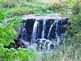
0,0,81,61
0,0,71,17
0,45,37,61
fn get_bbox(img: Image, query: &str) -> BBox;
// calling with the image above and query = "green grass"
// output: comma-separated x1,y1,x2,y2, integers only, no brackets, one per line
0,0,70,17
0,0,53,17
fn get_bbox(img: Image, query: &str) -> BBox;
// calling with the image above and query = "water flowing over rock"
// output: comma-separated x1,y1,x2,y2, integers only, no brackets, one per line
47,19,61,45
31,20,39,44
41,20,47,38
17,14,69,49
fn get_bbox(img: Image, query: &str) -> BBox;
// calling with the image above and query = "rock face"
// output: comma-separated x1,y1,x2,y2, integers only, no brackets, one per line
17,14,69,49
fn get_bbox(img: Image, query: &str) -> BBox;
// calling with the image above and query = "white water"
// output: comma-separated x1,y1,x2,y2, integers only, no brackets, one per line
41,20,46,38
54,20,60,45
47,20,57,39
31,21,39,44
47,19,60,45
18,16,68,50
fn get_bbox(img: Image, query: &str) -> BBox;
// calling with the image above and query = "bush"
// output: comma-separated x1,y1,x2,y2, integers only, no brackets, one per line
0,46,37,61
68,2,81,44
0,9,39,61
72,2,81,15
0,10,21,46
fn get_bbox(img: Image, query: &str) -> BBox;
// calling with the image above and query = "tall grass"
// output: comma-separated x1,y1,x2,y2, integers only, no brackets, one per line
37,41,81,61
0,0,64,17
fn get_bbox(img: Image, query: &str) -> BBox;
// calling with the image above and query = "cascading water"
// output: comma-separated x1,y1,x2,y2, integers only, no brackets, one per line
31,20,39,44
47,19,60,45
41,20,47,38
47,21,55,40
17,14,68,50
54,20,60,45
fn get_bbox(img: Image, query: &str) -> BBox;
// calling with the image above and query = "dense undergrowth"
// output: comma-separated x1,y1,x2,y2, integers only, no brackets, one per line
0,44,37,61
0,0,81,61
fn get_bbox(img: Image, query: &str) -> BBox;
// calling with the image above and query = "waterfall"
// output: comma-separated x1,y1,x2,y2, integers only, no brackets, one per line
47,19,60,45
54,20,60,45
41,20,46,38
31,20,39,44
47,20,57,39
17,15,68,50
47,23,54,39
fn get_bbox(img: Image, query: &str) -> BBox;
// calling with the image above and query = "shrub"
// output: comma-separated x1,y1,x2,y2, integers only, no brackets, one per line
0,10,21,46
72,2,81,15
0,46,37,61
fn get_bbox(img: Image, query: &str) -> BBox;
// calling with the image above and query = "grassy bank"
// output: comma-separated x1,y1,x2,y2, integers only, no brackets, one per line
0,0,71,17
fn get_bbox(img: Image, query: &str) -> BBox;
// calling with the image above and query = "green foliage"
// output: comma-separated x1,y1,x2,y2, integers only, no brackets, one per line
0,0,51,16
0,0,3,3
72,2,81,15
50,3,62,10
0,10,21,46
0,9,38,61
68,2,81,43
0,47,37,61
70,14,81,34
0,10,4,21
0,23,16,45
62,0,78,8
0,0,81,61
69,2,81,34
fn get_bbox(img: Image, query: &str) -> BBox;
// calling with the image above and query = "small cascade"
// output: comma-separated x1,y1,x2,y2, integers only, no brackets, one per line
36,38,54,51
47,20,57,39
41,20,47,38
54,20,60,45
31,20,39,44
17,14,69,50
47,22,55,39
47,19,60,45
37,20,43,38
